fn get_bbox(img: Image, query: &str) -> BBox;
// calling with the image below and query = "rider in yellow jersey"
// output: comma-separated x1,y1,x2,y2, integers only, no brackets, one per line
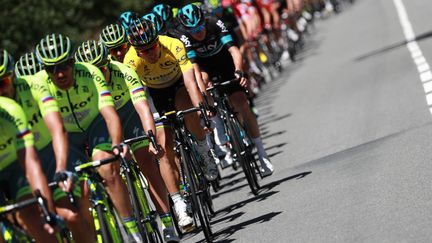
75,40,180,242
124,17,218,230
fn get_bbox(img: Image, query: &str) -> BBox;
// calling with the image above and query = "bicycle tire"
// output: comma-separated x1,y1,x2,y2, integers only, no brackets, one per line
123,167,149,243
226,117,260,195
179,145,213,242
95,204,114,243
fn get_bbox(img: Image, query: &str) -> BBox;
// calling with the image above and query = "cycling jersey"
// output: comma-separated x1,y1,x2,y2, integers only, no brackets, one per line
124,35,193,89
178,15,235,62
35,62,114,133
107,60,147,110
0,96,34,170
13,75,59,150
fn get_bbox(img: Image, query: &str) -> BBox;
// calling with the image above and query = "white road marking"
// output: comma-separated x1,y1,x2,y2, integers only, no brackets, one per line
393,0,432,114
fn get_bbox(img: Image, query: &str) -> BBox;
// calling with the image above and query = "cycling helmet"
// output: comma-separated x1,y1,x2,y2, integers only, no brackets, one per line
100,23,128,48
15,52,43,77
74,40,108,67
35,34,73,66
177,4,204,28
127,17,158,47
153,4,173,22
119,11,140,30
143,12,166,34
0,50,14,77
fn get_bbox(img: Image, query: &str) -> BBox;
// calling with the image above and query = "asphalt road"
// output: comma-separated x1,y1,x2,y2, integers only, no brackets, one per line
184,0,432,242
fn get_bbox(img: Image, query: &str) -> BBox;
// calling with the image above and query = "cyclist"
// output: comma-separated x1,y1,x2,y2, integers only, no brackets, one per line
123,17,218,230
177,4,274,175
0,94,55,241
9,51,95,242
34,33,143,242
119,11,140,30
100,23,131,63
74,40,179,242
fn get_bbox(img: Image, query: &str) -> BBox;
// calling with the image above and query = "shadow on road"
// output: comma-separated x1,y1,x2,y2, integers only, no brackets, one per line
261,171,312,192
354,30,432,61
215,190,280,216
208,211,283,242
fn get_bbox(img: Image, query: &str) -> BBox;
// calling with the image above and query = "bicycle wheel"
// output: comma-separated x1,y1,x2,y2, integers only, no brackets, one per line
226,116,260,195
135,169,163,243
123,168,150,243
179,145,213,242
94,204,115,243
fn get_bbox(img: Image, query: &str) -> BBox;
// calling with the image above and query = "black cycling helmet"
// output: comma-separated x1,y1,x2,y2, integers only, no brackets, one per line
127,17,159,47
177,3,204,28
15,52,43,77
0,50,14,77
153,4,173,23
143,12,166,35
119,11,140,30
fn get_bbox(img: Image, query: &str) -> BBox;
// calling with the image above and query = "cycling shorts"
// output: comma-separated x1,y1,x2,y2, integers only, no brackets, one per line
0,162,30,203
256,0,276,12
37,143,82,201
199,50,245,96
147,77,185,117
116,101,150,151
68,114,112,163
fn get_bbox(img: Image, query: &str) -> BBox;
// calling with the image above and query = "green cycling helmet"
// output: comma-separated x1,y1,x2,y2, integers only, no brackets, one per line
0,50,14,77
15,52,43,77
100,24,128,49
74,40,108,67
36,34,73,66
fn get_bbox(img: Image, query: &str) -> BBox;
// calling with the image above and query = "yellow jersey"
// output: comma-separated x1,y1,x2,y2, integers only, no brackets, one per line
124,35,193,89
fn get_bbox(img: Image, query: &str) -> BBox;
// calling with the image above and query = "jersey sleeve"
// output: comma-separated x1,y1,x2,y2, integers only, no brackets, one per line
0,98,35,149
214,17,235,49
122,64,147,104
88,65,115,110
170,38,194,73
179,34,198,63
25,76,59,116
31,71,60,117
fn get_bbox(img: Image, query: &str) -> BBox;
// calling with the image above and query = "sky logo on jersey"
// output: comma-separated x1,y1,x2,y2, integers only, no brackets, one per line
100,91,111,97
17,129,31,139
42,95,55,103
132,87,145,94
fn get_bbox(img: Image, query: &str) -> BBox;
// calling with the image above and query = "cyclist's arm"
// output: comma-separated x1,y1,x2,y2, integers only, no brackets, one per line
173,39,205,107
133,100,156,137
183,68,205,107
227,45,243,71
43,112,68,172
100,106,123,147
193,63,208,93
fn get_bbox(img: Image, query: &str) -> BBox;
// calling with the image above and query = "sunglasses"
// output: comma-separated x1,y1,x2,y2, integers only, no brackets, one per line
45,59,74,73
189,24,205,34
135,42,158,54
109,43,129,53
0,72,13,89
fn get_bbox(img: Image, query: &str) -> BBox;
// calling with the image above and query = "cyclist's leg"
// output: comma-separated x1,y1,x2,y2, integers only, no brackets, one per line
87,116,140,239
38,143,95,243
1,163,58,242
120,103,170,215
147,85,193,229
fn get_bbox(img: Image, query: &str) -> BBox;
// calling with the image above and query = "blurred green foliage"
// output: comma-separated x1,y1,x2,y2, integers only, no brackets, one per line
0,0,154,58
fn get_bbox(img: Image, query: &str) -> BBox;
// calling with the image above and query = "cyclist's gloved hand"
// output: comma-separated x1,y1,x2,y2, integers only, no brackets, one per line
234,70,248,88
54,170,74,193
112,143,129,157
